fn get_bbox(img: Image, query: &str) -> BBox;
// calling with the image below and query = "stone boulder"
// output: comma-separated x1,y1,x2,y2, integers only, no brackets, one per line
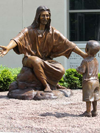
8,67,72,100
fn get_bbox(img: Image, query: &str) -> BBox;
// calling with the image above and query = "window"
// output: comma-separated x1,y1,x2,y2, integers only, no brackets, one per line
69,0,100,41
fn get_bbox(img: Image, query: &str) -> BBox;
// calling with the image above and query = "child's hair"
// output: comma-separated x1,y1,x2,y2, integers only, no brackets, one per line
85,40,100,56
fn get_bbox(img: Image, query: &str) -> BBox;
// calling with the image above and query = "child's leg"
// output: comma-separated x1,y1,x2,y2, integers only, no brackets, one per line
92,101,97,112
80,102,92,117
86,101,91,114
83,101,92,117
92,101,98,117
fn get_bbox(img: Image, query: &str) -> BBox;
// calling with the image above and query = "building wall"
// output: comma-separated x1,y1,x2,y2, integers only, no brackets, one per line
1,0,100,71
0,0,67,68
0,0,23,68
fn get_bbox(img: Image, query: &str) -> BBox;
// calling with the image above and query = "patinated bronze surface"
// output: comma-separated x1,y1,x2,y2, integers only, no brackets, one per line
77,40,100,117
0,6,87,100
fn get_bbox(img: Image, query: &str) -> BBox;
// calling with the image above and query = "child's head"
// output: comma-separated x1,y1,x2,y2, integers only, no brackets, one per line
85,40,100,56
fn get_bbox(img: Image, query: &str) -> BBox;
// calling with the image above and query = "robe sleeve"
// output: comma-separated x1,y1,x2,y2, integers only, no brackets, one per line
12,27,35,56
50,28,76,58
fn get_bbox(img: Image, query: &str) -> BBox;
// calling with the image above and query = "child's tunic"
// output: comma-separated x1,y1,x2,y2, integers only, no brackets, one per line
77,57,100,101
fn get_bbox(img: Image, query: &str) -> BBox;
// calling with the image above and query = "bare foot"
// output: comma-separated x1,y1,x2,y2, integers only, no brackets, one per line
79,111,92,117
44,84,52,92
56,84,67,89
91,111,98,117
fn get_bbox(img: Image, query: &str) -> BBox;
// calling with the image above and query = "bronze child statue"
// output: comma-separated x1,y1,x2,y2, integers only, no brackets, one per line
77,40,100,117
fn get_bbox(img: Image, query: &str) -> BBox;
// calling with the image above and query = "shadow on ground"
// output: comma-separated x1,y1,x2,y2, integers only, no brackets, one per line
0,95,8,99
40,112,79,118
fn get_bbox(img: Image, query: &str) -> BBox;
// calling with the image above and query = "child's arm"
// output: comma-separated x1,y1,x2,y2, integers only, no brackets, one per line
76,60,86,75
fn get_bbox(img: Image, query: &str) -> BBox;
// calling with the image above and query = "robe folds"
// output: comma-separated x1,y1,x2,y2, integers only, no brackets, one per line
12,25,76,87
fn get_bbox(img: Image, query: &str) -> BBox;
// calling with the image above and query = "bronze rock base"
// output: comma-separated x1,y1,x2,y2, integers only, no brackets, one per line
7,67,72,100
7,88,72,100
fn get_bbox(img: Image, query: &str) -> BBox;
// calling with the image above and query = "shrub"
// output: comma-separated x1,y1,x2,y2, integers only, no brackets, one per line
0,69,14,91
0,65,21,91
8,67,21,81
59,68,83,89
0,65,100,91
98,73,100,83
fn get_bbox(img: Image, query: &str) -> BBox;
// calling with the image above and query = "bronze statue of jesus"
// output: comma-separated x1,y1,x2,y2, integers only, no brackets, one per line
0,6,87,94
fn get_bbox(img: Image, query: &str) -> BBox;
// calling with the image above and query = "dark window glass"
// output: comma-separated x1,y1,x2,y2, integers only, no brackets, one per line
70,13,100,41
70,0,100,10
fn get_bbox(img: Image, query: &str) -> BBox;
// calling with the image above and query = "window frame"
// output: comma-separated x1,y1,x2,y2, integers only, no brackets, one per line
68,0,100,42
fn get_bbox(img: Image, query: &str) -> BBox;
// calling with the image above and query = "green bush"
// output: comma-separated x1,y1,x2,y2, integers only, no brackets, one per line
59,68,83,89
0,65,100,91
0,69,14,91
0,65,21,91
8,67,21,81
98,73,100,83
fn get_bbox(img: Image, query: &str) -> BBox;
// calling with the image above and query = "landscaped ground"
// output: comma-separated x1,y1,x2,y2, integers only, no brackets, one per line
0,90,100,133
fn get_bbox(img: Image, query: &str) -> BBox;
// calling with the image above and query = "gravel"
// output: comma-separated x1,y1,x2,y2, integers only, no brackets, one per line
0,90,100,133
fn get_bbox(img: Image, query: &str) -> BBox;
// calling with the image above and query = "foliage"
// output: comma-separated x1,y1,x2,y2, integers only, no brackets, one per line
0,69,14,91
0,65,21,91
98,73,100,83
59,68,83,89
8,67,21,81
0,65,100,91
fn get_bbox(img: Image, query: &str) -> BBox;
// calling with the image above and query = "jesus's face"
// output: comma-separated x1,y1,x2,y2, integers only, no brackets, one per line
39,11,50,25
